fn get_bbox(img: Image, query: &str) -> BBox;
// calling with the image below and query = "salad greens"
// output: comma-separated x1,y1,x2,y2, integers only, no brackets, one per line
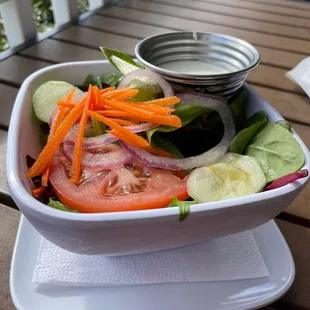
276,120,291,131
28,46,308,216
229,111,267,154
245,123,305,182
168,197,197,221
147,103,211,145
48,198,79,213
100,47,143,75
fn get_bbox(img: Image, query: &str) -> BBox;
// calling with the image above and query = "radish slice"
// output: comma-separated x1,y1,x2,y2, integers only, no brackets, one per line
264,169,308,191
63,143,131,170
117,69,174,98
120,92,235,170
64,122,158,150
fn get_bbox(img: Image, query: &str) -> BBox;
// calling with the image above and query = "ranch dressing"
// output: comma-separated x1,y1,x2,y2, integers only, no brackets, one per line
159,60,229,75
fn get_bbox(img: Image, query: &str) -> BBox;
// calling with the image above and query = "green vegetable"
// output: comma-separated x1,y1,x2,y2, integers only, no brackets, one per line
82,73,120,88
229,90,247,131
276,120,291,131
147,103,211,144
152,133,184,159
125,77,164,102
229,111,267,154
92,118,107,136
48,198,79,213
168,197,197,221
245,123,305,182
100,47,143,75
32,81,82,123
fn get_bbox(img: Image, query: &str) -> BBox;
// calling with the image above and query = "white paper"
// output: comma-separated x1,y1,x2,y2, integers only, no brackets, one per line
33,230,270,286
286,56,310,98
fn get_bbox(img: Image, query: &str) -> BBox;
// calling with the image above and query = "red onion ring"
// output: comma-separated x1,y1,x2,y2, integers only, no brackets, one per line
63,143,131,170
120,92,236,170
117,69,174,98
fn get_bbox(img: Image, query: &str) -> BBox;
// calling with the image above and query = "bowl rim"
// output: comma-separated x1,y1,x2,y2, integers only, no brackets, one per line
135,31,261,81
6,60,309,223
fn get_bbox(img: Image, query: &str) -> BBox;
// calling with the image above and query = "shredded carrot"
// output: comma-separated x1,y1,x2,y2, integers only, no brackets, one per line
141,96,180,106
32,186,46,198
27,96,86,178
132,102,174,115
70,85,93,185
102,88,139,100
108,118,134,126
100,86,115,94
41,88,78,186
87,110,149,148
58,101,75,108
104,100,181,127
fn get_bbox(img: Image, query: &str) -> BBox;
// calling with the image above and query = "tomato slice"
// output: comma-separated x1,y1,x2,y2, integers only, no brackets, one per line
49,150,189,213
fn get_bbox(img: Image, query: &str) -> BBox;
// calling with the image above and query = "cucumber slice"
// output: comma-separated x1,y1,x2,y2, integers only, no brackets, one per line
219,153,266,193
187,163,255,203
187,153,266,203
32,81,82,123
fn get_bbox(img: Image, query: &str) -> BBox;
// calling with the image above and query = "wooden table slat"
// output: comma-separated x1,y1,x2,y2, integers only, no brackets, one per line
0,204,20,310
240,0,310,11
0,55,50,87
83,15,306,70
141,0,310,28
196,0,310,18
102,5,310,55
120,0,310,40
0,84,18,127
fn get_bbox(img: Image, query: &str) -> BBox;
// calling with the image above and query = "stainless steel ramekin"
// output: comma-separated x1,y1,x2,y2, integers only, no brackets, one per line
135,31,260,97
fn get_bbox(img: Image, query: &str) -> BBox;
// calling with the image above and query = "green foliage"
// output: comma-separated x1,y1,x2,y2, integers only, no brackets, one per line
0,0,89,51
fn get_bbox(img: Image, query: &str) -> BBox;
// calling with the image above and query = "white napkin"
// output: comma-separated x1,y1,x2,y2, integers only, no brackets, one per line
33,230,270,286
286,56,310,97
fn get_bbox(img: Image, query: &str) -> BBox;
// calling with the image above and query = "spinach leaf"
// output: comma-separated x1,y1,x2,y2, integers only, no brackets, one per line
168,197,197,221
245,123,305,182
100,47,143,75
152,133,184,159
229,90,247,131
276,120,291,131
147,103,211,144
229,111,267,154
48,198,80,213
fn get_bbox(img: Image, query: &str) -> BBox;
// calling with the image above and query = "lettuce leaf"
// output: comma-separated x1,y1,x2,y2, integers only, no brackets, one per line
48,198,79,213
100,47,143,75
168,197,197,221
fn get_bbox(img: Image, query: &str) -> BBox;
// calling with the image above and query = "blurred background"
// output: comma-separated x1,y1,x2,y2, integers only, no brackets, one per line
0,0,89,51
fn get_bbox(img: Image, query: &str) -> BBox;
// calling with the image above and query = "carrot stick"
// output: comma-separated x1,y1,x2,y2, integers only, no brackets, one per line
87,110,149,148
41,88,78,186
131,102,174,115
104,100,181,127
141,96,180,106
100,86,115,94
70,85,92,185
57,101,75,108
27,96,86,178
102,88,139,100
96,110,176,126
32,186,46,198
108,118,134,126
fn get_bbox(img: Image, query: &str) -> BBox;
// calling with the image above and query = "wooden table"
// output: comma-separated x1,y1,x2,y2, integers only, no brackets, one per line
1,0,310,309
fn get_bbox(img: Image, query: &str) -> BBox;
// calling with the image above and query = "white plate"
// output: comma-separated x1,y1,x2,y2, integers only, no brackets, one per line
10,216,294,310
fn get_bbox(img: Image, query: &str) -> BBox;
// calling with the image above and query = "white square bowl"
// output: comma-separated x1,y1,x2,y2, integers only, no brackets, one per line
6,60,310,255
